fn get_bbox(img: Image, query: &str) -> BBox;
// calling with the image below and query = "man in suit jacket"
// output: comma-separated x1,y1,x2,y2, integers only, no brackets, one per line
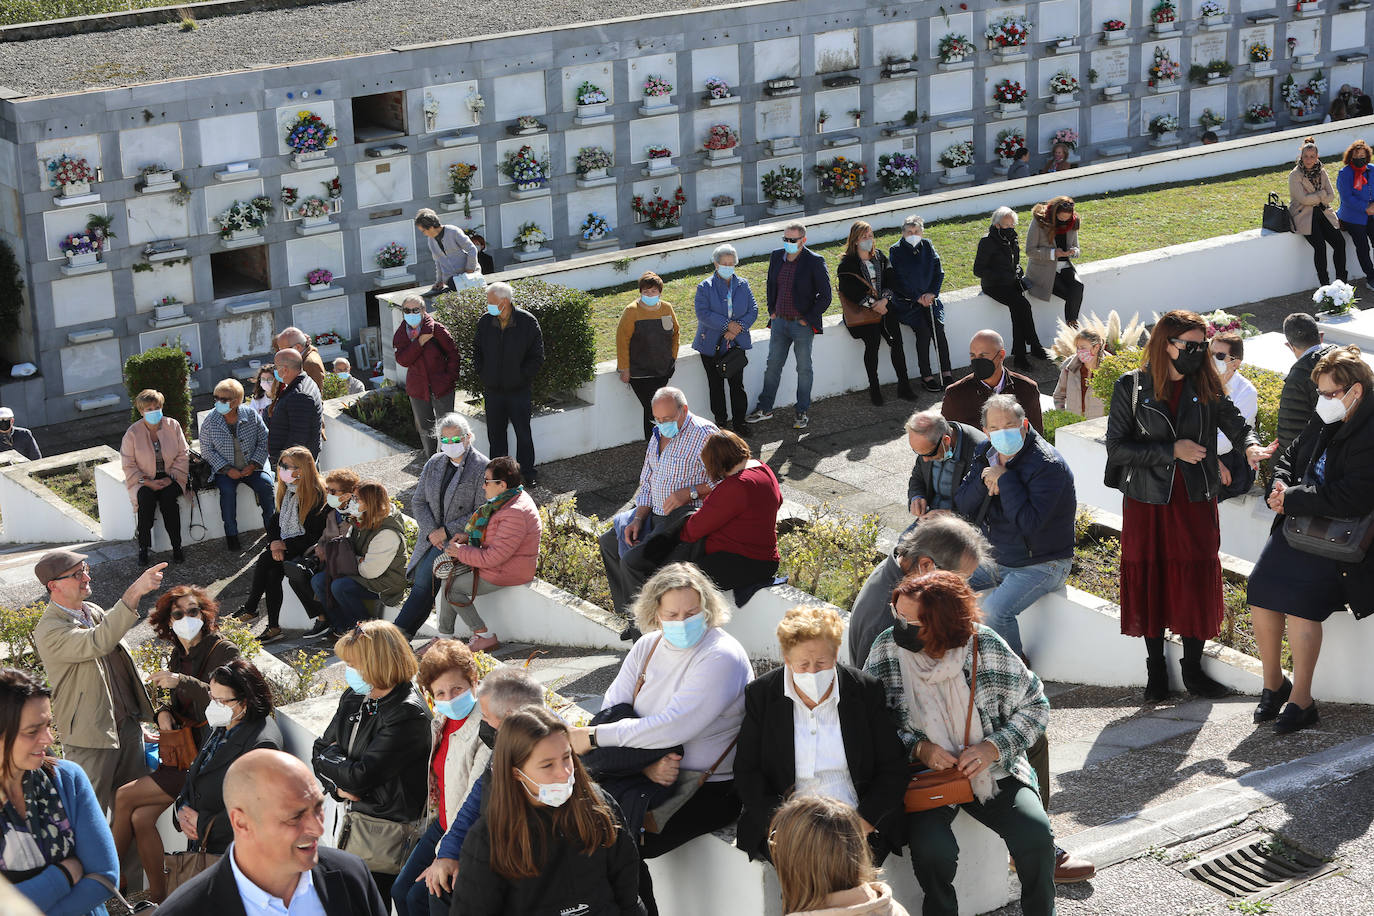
158,749,387,916
941,329,1044,434
746,221,831,431
906,409,988,518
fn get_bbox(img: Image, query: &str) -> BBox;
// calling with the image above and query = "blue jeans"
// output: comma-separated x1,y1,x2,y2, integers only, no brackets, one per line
755,317,815,414
394,544,441,636
214,469,276,536
393,818,443,916
970,556,1072,655
310,570,378,631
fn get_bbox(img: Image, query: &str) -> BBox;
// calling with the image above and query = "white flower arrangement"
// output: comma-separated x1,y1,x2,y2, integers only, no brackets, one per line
1049,70,1080,95
1314,280,1358,315
1148,114,1179,136
516,221,548,246
938,140,976,168
1199,0,1225,15
467,92,486,119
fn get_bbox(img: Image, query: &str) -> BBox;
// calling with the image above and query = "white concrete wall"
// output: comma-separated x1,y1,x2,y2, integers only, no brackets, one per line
94,459,269,549
0,466,100,544
318,398,413,471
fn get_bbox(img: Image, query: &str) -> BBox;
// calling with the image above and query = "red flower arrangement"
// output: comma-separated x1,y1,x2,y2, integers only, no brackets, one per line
631,187,687,228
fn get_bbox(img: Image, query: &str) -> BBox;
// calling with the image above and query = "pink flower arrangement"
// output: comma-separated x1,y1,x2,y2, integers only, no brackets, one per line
703,124,740,150
307,268,333,286
48,154,96,189
1053,128,1080,150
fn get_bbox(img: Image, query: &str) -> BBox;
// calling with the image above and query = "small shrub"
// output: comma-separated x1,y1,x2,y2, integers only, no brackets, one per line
1041,408,1085,445
536,497,613,612
1239,364,1284,445
0,239,23,340
392,498,419,557
1090,347,1143,415
777,504,882,612
0,602,45,674
271,648,330,705
124,346,192,432
216,615,264,659
433,278,597,407
320,373,348,400
343,389,422,449
1068,534,1121,604
1073,506,1096,544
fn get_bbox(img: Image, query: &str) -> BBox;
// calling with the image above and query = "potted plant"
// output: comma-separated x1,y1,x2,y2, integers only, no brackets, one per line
938,139,976,178
815,155,867,203
48,154,96,197
579,212,613,242
876,152,919,194
1148,113,1180,143
703,124,740,160
153,296,184,320
306,268,333,291
1053,128,1080,152
1049,70,1080,104
576,81,609,112
296,196,331,228
709,194,737,220
501,145,550,192
1313,280,1358,315
215,196,273,242
761,166,805,211
641,74,674,110
993,78,1028,113
284,110,336,167
645,144,673,171
139,163,176,188
447,162,478,217
631,187,686,230
1198,108,1226,130
1148,46,1180,89
1150,0,1177,32
1103,18,1129,41
60,227,105,267
376,241,409,278
985,15,1031,56
515,221,548,252
938,33,976,65
1198,0,1227,25
995,128,1026,167
704,76,735,104
575,146,613,180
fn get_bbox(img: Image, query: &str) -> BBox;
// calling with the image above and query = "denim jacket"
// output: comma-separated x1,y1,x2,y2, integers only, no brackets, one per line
692,273,759,354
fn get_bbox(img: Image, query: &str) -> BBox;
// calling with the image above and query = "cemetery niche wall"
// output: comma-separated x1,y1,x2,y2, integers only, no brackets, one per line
0,0,1368,425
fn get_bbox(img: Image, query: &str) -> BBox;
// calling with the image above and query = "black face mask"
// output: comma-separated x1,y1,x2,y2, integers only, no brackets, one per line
892,615,926,654
0,420,11,432
478,721,497,750
1354,158,1370,168
970,357,997,380
1172,350,1207,376
997,226,1018,241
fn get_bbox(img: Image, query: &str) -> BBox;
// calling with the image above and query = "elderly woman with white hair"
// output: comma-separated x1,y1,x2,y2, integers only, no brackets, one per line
393,412,491,639
692,243,759,433
569,562,752,916
889,215,954,392
973,207,1048,372
474,281,545,486
200,377,276,552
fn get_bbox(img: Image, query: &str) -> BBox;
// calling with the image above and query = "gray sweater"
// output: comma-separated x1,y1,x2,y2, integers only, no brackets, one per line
405,448,489,574
427,225,479,286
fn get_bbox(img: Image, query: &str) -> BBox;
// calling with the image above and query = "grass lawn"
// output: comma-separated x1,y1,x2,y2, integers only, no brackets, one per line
34,464,100,520
1,0,206,26
583,159,1311,362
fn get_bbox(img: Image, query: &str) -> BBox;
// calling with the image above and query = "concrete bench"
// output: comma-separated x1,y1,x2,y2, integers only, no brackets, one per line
94,458,269,551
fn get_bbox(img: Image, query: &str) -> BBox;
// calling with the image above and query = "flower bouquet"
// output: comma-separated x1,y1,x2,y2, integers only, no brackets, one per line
704,77,732,100
313,330,343,347
1103,18,1127,30
215,196,274,240
448,162,478,217
377,242,408,271
575,147,613,178
501,145,550,190
515,222,547,250
646,144,673,171
1313,280,1358,315
514,115,543,134
580,212,613,241
1249,42,1272,63
1245,102,1274,124
1148,114,1179,138
761,166,805,205
284,110,336,163
631,187,687,229
306,268,333,290
985,15,1031,48
1198,108,1226,129
1199,0,1225,16
704,124,740,158
325,176,342,200
1149,47,1180,86
576,81,609,106
877,152,919,194
643,74,674,98
467,92,486,121
1053,128,1080,150
48,154,96,196
1282,71,1328,115
296,196,330,224
281,186,299,208
938,33,976,63
1150,0,1177,25
995,129,1027,161
60,229,104,266
938,140,976,172
815,156,867,199
1049,70,1080,97
1202,309,1260,338
710,194,736,219
993,78,1028,109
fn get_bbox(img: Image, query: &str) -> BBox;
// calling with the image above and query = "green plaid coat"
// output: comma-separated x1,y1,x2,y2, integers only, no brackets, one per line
864,623,1049,792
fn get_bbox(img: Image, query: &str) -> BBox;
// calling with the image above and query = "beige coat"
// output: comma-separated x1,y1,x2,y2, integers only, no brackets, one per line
1052,353,1107,419
34,598,154,749
119,417,189,505
1289,165,1340,235
1024,218,1079,302
786,883,910,916
427,710,491,834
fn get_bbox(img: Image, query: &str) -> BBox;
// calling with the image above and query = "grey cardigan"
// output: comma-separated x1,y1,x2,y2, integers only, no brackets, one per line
405,448,490,574
427,225,480,285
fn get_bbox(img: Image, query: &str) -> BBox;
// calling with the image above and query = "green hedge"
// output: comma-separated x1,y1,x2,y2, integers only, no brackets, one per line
1041,409,1086,445
1089,348,1143,415
432,279,597,407
124,347,191,432
0,240,23,340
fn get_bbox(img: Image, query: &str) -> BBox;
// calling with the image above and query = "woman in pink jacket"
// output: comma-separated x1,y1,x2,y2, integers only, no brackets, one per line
439,456,541,652
120,388,190,565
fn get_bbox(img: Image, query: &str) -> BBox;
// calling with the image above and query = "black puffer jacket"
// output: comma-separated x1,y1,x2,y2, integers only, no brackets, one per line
972,226,1023,290
1269,395,1374,617
312,682,432,823
1104,369,1257,504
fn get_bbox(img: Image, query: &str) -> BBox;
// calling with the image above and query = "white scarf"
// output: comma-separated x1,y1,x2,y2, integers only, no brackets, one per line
896,639,998,803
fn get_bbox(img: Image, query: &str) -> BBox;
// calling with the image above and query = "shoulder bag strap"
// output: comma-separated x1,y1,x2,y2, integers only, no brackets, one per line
961,637,980,750
87,874,143,911
444,565,482,607
632,635,663,702
839,270,881,299
698,735,739,786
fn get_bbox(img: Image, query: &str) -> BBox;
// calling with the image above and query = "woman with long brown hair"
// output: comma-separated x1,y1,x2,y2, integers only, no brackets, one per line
837,220,914,406
770,795,909,916
1025,195,1084,327
454,705,642,915
1104,310,1271,702
1289,137,1347,287
1335,138,1374,284
309,479,409,637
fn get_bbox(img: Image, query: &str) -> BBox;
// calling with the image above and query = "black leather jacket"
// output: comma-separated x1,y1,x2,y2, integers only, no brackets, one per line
1104,369,1257,504
312,682,432,823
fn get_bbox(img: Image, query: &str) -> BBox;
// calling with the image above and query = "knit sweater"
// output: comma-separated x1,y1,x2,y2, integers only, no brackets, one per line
615,299,680,378
14,760,117,916
596,627,752,778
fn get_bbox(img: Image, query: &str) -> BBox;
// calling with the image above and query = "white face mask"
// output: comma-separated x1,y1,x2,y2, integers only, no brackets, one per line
171,616,203,642
1316,391,1350,424
204,699,235,729
518,767,576,808
440,441,466,461
791,666,836,702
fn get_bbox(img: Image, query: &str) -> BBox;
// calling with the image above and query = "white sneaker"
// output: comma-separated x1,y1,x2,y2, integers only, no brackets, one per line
793,413,810,429
745,409,773,423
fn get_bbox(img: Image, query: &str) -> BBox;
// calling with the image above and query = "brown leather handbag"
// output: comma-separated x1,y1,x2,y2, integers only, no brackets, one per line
158,720,200,771
163,816,220,895
838,270,885,328
903,639,980,813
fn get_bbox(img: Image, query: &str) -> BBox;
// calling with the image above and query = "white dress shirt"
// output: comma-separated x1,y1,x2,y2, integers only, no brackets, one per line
783,670,858,808
1217,372,1258,455
228,844,327,916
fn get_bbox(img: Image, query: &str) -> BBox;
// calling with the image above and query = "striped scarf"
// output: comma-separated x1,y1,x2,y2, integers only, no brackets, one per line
463,486,521,547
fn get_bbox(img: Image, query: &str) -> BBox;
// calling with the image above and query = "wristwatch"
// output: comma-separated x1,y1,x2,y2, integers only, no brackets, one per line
588,727,599,749
690,487,700,501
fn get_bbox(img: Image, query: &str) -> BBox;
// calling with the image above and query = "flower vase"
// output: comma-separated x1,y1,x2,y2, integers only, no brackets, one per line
711,204,737,220
1051,93,1076,107
1152,20,1177,33
290,149,328,169
647,157,672,172
379,265,408,280
577,102,608,119
229,228,260,241
522,241,542,253
61,181,91,198
943,165,970,179
425,113,437,132
706,146,736,160
300,214,331,229
641,94,672,110
998,101,1024,114
309,282,331,292
144,170,175,187
582,167,608,180
1104,30,1129,43
66,251,99,267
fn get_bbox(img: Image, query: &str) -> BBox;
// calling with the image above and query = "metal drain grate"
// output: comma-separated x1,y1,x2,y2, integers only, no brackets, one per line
1183,831,1339,900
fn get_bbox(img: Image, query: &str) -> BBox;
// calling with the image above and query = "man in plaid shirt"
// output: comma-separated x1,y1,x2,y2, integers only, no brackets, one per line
598,387,718,627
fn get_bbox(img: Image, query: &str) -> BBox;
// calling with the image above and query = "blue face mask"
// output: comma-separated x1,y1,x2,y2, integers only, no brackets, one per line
273,369,284,384
858,239,874,252
989,426,1026,457
661,612,708,649
335,371,350,380
641,295,661,307
434,689,477,721
783,241,800,255
487,304,501,317
213,401,232,415
656,419,679,439
143,409,163,425
404,312,422,327
343,665,373,696
716,266,735,280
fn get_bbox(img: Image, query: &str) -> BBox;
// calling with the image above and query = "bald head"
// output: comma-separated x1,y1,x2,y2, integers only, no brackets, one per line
969,329,1006,383
224,748,313,813
224,749,326,892
971,329,1004,353
277,326,308,349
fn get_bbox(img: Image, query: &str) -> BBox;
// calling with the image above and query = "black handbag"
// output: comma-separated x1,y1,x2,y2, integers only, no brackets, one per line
1262,191,1294,233
713,335,747,380
186,450,216,491
1282,512,1374,562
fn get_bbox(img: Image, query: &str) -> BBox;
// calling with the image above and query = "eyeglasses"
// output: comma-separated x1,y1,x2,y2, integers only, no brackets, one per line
1212,351,1238,363
51,564,90,582
483,477,501,484
913,438,945,459
170,605,201,620
347,624,372,644
889,603,921,626
439,436,464,444
1169,338,1209,354
782,235,803,244
1318,386,1349,400
279,464,294,473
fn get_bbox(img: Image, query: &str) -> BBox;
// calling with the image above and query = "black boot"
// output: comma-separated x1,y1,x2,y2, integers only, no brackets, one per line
868,384,884,407
1144,656,1171,703
226,533,241,551
896,379,917,401
1181,637,1229,698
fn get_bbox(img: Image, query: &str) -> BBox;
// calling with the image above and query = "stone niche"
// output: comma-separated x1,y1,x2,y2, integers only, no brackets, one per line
198,112,262,167
498,197,555,248
984,62,1029,107
1284,19,1322,59
754,36,800,82
204,178,265,235
1039,0,1081,42
1190,84,1229,128
51,271,116,328
125,192,190,247
354,157,413,210
119,123,183,177
629,53,678,104
292,296,352,341
815,87,860,131
427,147,485,199
1038,109,1080,151
1238,78,1274,112
756,153,803,202
627,115,680,164
1040,55,1081,99
419,80,480,133
60,338,122,395
285,233,347,289
562,125,613,176
984,117,1027,153
351,90,407,143
562,62,615,111
210,245,271,300
1092,46,1132,88
43,204,108,261
930,125,976,161
929,13,975,59
1092,0,1131,29
814,29,860,74
928,70,975,116
873,20,917,65
1331,12,1368,51
35,135,100,190
1192,32,1229,69
692,45,740,93
139,323,203,370
131,261,194,315
492,71,547,123
1141,37,1182,83
1139,93,1179,133
755,97,801,141
1091,99,1132,142
1239,26,1274,65
693,164,741,212
873,79,917,126
218,311,277,362
357,220,418,271
565,186,618,237
692,107,742,152
275,101,338,157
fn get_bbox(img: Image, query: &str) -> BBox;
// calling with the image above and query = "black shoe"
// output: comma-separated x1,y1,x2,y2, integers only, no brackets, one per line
1274,700,1319,735
1181,661,1229,699
304,618,333,640
732,421,750,436
1012,355,1032,371
1144,657,1171,703
172,548,185,564
921,377,944,393
619,622,642,642
138,548,149,565
1254,678,1293,722
896,382,917,401
869,387,884,407
226,534,241,551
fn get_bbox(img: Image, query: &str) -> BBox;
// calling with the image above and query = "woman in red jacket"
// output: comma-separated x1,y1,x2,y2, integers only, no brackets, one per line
393,295,461,457
440,456,542,652
680,430,782,591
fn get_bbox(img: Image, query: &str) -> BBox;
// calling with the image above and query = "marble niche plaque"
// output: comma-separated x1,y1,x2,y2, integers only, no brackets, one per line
755,97,801,141
125,192,190,247
51,272,116,328
354,158,413,210
1091,100,1132,141
219,312,277,361
1192,32,1229,68
61,339,122,395
1094,47,1131,87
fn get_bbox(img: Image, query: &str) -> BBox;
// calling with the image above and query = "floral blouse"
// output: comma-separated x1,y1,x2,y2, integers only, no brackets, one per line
0,767,75,882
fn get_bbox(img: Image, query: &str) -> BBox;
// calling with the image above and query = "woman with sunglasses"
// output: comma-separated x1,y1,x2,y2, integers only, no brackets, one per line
200,378,275,553
1025,195,1084,328
1104,310,1271,703
234,446,330,643
111,586,238,903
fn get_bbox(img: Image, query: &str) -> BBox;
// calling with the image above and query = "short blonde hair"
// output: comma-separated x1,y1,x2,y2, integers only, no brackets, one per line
136,389,164,409
631,562,732,634
214,378,245,403
334,620,418,691
775,605,844,655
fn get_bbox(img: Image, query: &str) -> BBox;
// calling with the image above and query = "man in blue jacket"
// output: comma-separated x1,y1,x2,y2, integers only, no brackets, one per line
745,221,831,430
954,393,1076,660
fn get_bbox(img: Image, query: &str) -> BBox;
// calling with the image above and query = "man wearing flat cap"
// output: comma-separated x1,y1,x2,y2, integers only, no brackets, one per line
32,550,166,813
